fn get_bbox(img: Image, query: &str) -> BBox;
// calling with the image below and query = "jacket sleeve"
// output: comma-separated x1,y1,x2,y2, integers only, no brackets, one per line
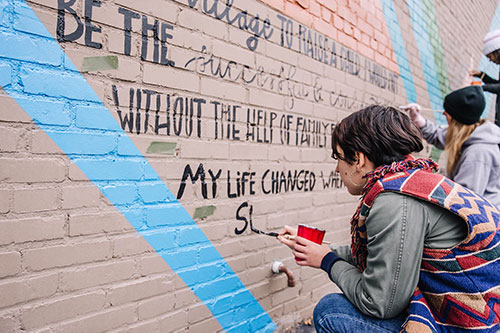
419,120,447,150
329,244,354,264
452,148,493,196
326,193,427,319
482,83,500,95
481,72,499,84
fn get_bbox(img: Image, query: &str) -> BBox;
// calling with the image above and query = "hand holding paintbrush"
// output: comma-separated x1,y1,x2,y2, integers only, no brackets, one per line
399,104,428,127
277,224,332,267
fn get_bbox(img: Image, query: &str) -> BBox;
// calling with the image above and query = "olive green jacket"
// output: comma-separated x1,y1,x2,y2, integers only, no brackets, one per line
327,192,467,319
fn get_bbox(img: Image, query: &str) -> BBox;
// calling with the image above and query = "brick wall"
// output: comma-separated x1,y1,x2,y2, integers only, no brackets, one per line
0,0,498,331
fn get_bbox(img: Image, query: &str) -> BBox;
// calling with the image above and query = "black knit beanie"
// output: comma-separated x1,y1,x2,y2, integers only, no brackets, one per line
443,86,485,125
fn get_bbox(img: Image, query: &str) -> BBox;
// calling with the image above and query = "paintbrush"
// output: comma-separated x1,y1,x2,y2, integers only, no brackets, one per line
399,105,442,112
281,234,331,244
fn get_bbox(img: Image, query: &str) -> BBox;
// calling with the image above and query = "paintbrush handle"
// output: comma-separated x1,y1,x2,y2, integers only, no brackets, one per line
282,234,331,244
399,105,442,112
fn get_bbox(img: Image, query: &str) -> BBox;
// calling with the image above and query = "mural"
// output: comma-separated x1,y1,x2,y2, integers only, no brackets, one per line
0,0,498,331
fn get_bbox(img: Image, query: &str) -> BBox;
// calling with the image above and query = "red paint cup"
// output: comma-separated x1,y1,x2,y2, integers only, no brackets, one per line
295,224,326,261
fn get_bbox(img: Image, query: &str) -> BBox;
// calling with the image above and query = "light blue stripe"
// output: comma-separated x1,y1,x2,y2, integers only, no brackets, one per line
380,0,418,104
478,1,500,118
0,0,275,331
406,0,446,125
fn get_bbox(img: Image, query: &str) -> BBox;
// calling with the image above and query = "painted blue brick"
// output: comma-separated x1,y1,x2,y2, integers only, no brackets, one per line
179,263,226,287
76,104,122,131
250,314,277,333
0,1,9,27
218,303,270,332
198,245,223,265
194,276,241,301
381,0,417,104
0,62,11,87
231,303,270,331
75,159,144,181
198,263,227,282
231,290,252,316
160,246,198,270
101,184,138,205
211,294,233,315
20,66,100,102
47,131,117,155
216,305,276,333
14,96,71,126
117,136,143,156
216,311,238,331
141,228,176,251
245,302,268,318
0,31,60,65
13,0,51,37
146,205,175,227
120,208,145,229
177,226,210,246
144,163,160,180
138,182,175,203
230,290,255,309
146,203,192,227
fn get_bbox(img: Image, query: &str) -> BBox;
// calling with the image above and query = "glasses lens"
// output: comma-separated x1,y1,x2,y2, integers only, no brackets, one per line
332,152,344,161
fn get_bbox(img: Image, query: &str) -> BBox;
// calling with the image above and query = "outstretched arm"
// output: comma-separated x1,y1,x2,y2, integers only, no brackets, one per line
325,193,427,319
483,82,500,95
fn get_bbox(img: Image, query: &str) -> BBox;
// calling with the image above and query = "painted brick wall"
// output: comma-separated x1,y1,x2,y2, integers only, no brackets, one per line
0,0,498,332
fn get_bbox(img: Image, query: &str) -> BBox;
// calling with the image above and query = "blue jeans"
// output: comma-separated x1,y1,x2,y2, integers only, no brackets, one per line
313,293,407,333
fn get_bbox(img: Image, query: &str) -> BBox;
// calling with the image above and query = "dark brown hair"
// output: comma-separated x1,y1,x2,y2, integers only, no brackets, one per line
331,105,424,167
492,49,500,63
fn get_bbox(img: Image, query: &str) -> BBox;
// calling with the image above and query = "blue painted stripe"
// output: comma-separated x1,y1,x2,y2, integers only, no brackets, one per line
406,0,446,126
380,0,418,104
0,0,275,331
478,1,500,118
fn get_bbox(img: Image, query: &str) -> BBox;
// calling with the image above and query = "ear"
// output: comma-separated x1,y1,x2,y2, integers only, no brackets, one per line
356,152,375,172
353,152,364,172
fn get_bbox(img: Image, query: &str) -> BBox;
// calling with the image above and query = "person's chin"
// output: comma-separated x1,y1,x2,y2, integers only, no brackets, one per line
347,188,361,196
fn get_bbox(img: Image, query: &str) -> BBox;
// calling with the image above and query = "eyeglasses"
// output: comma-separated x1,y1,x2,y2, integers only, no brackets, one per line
331,152,346,161
331,152,359,164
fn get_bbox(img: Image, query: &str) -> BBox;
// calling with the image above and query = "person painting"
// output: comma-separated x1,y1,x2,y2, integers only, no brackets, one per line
278,105,500,332
404,85,500,208
470,29,500,127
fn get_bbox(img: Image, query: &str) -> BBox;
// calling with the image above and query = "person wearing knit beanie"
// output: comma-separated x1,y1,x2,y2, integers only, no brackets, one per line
482,29,500,59
443,85,485,125
470,29,500,127
402,85,500,207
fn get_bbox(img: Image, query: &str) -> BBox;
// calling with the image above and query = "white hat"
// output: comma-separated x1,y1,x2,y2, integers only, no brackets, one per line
483,29,500,55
